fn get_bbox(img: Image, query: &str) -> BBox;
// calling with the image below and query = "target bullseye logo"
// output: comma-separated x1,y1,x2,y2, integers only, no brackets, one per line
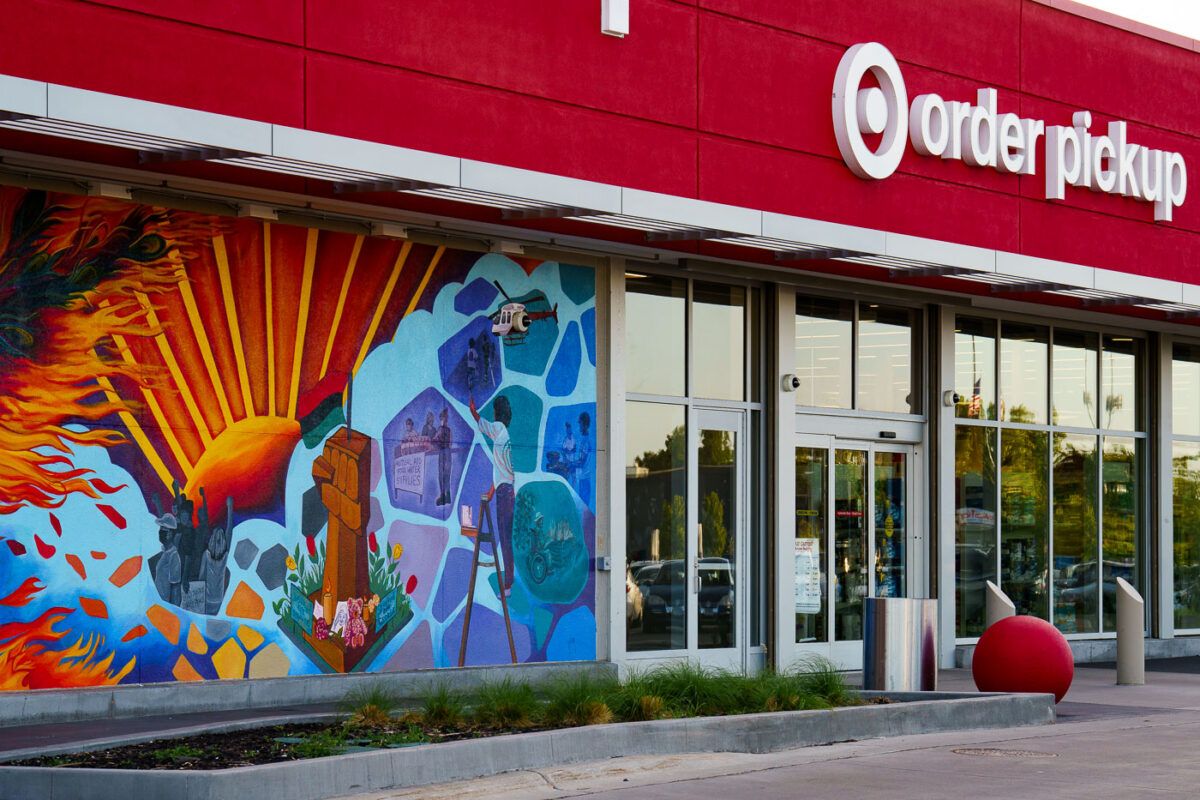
832,42,909,180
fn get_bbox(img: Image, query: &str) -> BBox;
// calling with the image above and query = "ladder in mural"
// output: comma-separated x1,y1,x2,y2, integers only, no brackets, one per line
458,492,517,667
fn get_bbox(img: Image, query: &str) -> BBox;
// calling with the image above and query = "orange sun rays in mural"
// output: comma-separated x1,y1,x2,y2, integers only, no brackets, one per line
97,217,447,516
0,188,452,519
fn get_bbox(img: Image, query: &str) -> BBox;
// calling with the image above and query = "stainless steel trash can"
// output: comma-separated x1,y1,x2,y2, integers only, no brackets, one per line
862,597,938,691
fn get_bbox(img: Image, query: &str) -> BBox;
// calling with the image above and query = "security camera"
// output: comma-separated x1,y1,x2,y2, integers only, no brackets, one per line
782,374,801,392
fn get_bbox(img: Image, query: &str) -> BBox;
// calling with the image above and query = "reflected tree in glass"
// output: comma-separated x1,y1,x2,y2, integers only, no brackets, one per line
955,426,997,637
625,402,687,651
1000,429,1049,620
1174,443,1200,630
1052,433,1098,634
1102,437,1140,632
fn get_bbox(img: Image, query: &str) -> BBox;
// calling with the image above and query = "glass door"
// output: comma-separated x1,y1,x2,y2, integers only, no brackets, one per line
691,409,746,669
629,407,746,668
789,434,916,669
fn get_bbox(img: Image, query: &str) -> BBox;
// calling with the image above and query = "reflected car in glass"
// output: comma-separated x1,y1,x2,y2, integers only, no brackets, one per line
642,560,686,634
697,557,734,646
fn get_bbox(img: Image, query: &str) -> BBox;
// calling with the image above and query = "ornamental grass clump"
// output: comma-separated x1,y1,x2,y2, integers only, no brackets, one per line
794,655,855,706
638,662,738,717
418,683,467,729
341,683,403,729
542,672,617,726
605,670,670,721
472,678,540,729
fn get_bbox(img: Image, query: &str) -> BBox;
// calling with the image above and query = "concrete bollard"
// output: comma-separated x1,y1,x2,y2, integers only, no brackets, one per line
985,580,1016,629
1115,576,1145,686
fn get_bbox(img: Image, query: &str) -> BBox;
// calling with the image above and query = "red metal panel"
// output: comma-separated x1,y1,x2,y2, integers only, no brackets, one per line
1022,3,1200,138
80,0,303,44
1019,198,1200,283
0,0,304,125
306,54,700,197
306,0,698,127
699,0,1022,89
698,13,843,158
698,135,1021,252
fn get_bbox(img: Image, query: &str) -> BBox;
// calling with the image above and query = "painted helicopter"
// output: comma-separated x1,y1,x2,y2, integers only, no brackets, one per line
489,281,558,344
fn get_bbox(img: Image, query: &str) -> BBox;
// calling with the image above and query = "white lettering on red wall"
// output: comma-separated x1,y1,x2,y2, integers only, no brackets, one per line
832,42,1187,222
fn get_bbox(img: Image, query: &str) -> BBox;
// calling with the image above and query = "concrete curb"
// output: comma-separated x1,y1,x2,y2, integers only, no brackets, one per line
0,660,615,728
0,692,1055,800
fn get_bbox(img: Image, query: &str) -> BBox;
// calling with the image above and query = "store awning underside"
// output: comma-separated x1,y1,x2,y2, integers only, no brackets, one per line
3,74,1200,322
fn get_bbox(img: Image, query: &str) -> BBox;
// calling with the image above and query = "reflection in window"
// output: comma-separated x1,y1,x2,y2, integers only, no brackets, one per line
834,450,867,641
1052,434,1098,634
1102,437,1141,632
1173,345,1200,437
795,297,852,409
1001,323,1048,424
1102,336,1142,431
955,317,996,420
625,402,686,651
858,305,916,414
795,448,828,643
626,274,685,396
956,317,1144,638
874,452,907,598
1174,442,1200,630
698,429,736,649
1052,330,1098,428
693,283,745,401
955,426,996,637
1000,429,1048,620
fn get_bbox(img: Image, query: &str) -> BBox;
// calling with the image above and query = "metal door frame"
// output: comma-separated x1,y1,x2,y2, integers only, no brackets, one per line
783,427,921,670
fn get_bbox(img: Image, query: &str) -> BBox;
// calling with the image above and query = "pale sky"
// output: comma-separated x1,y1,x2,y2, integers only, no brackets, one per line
1076,1,1200,40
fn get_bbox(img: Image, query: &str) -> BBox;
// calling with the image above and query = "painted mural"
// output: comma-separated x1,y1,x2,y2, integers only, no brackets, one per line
0,187,597,689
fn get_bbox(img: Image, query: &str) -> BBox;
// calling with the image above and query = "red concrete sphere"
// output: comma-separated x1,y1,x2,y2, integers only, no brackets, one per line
972,615,1074,703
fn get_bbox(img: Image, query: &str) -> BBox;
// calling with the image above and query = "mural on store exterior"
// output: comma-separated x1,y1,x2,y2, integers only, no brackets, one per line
0,187,597,689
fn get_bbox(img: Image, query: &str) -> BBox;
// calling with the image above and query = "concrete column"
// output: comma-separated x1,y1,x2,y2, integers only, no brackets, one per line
984,580,1015,629
1116,576,1145,686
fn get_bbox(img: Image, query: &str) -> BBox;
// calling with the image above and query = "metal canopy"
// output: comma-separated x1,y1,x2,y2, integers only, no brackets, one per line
0,73,1196,322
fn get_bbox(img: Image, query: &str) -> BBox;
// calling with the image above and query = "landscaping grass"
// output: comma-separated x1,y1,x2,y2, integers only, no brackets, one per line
10,660,859,770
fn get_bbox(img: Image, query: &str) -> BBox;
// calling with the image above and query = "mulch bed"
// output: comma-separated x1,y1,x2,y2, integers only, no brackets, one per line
7,722,544,771
8,698,896,771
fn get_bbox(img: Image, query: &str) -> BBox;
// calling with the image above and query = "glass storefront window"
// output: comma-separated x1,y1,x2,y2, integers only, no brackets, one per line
1052,330,1098,428
1001,323,1048,424
625,402,687,651
698,429,736,649
626,274,685,396
692,282,745,401
795,448,828,643
1102,437,1141,632
1052,433,1098,634
1000,429,1049,620
795,296,853,409
874,451,907,598
858,304,917,414
1174,442,1200,630
1173,345,1200,437
956,315,1145,640
955,426,997,637
1102,336,1142,431
955,317,996,420
834,449,868,641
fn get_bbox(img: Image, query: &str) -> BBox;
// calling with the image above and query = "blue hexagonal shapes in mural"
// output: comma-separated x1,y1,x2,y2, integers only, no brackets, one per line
381,387,472,520
438,316,502,408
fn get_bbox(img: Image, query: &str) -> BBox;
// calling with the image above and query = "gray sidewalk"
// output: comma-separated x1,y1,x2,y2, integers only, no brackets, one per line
3,659,1198,760
4,659,1200,799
